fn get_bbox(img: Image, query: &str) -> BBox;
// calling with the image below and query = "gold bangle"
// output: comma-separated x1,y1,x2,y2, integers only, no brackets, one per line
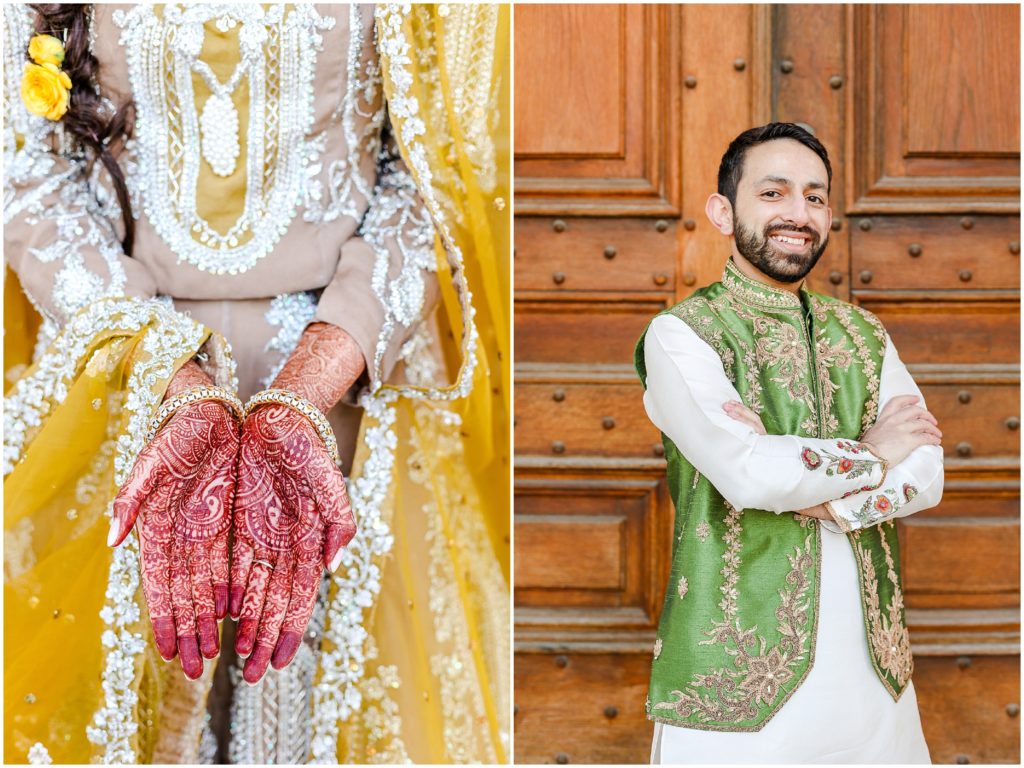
244,388,340,466
145,385,244,444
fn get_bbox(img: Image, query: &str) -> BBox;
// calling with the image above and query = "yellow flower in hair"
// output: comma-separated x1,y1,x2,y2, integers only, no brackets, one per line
28,34,65,67
21,62,72,121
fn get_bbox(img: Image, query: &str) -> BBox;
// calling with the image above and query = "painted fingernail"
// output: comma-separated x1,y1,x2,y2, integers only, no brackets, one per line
243,644,273,684
272,631,302,670
197,616,219,659
106,515,121,547
178,636,203,680
152,619,177,661
215,586,229,620
235,619,257,657
330,548,344,573
229,586,244,619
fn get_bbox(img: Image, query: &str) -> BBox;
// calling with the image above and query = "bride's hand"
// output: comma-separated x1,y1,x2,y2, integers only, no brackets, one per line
109,362,239,679
230,404,355,683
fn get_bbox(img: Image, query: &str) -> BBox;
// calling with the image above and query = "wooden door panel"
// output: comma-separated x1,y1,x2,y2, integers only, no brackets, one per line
515,472,669,625
514,652,653,765
849,216,1021,291
922,486,1019,520
864,302,1019,366
514,5,625,158
514,5,682,215
515,218,678,293
919,384,1020,459
514,298,668,366
902,518,1021,609
515,383,659,458
906,6,1020,156
847,5,1020,213
914,655,1021,765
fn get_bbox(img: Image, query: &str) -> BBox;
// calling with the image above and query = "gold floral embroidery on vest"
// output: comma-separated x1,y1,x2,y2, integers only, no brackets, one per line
814,329,853,437
853,524,913,696
654,638,663,659
651,532,816,725
718,503,743,619
724,298,814,418
678,576,689,599
722,259,802,310
825,300,885,434
672,302,736,381
696,521,711,542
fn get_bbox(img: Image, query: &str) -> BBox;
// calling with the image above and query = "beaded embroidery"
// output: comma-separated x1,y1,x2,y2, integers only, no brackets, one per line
113,4,336,274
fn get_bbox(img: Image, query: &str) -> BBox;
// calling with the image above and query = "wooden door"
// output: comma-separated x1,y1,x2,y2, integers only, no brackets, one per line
513,4,1021,764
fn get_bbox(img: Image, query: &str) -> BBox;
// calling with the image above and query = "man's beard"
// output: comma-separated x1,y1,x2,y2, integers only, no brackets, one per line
734,220,828,283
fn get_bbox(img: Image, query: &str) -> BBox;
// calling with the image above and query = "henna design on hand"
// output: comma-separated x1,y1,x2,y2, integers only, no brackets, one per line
110,362,240,679
231,404,356,684
271,322,365,413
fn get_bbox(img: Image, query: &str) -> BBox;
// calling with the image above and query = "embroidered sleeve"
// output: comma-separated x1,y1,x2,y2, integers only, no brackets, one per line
313,126,439,390
4,9,156,337
820,335,944,534
642,315,891,513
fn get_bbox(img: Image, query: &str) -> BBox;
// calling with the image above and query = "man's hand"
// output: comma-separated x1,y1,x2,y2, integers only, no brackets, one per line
723,400,767,435
109,362,238,679
231,406,356,683
230,322,363,684
860,395,942,466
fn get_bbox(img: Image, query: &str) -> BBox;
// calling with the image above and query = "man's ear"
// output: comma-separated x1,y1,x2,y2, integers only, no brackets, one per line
705,193,734,236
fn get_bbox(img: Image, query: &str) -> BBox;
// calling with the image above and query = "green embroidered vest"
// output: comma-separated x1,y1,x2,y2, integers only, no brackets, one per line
635,260,913,732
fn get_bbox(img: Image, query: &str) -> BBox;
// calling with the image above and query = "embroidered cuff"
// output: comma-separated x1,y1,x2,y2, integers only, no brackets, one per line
824,482,919,533
799,438,887,493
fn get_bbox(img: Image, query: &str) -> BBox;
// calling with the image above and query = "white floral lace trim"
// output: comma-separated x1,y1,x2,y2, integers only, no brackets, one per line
373,4,479,402
261,291,319,388
310,389,398,763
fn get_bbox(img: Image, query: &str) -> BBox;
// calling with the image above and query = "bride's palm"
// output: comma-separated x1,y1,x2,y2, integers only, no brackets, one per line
231,405,356,683
111,399,238,679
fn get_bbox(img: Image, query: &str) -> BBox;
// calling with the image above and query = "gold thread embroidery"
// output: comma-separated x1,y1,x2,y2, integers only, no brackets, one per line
678,576,689,599
814,328,853,437
651,531,817,726
719,502,743,621
827,300,883,434
696,521,711,542
722,259,802,310
824,501,853,534
654,638,663,660
671,302,737,383
853,524,912,699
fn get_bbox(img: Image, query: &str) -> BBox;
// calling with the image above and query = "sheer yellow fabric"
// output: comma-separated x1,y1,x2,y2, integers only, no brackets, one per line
4,299,223,763
326,5,510,762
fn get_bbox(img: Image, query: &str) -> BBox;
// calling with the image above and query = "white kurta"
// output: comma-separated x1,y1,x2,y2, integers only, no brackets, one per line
643,313,943,765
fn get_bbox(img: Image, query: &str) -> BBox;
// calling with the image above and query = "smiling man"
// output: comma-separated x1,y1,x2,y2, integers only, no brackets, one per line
635,123,944,764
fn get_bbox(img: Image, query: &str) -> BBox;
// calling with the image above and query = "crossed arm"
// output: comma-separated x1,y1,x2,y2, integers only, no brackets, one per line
111,322,361,681
642,314,944,528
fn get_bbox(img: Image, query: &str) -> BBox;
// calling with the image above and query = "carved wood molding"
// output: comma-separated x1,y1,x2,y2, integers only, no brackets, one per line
844,5,1021,214
515,469,671,631
514,5,682,216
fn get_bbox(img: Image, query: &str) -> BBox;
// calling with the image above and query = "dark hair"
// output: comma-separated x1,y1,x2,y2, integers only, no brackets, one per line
717,123,832,210
30,4,136,256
